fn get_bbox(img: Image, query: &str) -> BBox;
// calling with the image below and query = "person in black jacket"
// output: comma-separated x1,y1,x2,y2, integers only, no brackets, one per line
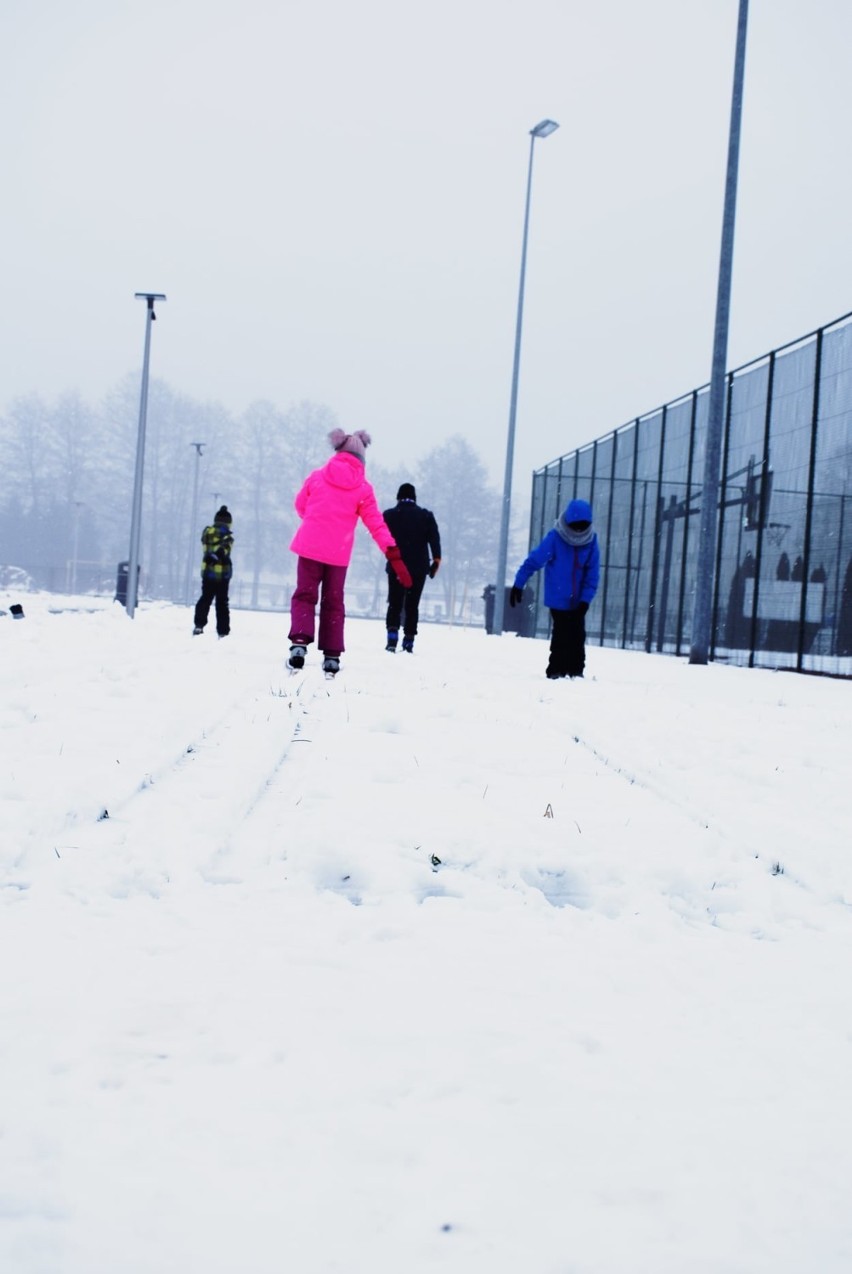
382,483,442,652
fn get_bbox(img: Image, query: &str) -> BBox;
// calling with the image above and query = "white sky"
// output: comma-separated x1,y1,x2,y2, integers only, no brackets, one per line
3,1,852,487
3,592,852,1270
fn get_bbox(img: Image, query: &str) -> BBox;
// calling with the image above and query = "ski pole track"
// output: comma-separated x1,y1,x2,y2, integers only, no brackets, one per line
54,667,339,893
567,724,719,835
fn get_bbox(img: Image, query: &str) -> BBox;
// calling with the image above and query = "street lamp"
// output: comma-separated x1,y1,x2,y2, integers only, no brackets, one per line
492,118,559,636
184,442,206,605
689,0,749,664
70,501,84,594
126,291,166,618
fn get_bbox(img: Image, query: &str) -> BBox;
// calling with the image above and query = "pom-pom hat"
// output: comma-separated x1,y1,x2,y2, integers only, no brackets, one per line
329,428,371,464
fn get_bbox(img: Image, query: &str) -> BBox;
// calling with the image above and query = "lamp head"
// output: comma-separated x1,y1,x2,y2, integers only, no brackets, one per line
530,119,559,138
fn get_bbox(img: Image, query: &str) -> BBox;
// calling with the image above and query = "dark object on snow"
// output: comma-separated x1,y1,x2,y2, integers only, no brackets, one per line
483,584,535,636
115,561,141,606
10,603,24,619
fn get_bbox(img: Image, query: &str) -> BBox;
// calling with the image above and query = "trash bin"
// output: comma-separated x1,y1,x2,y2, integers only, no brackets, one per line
115,561,141,606
483,584,535,635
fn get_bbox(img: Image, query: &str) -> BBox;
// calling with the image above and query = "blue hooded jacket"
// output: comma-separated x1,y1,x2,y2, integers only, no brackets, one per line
513,498,600,611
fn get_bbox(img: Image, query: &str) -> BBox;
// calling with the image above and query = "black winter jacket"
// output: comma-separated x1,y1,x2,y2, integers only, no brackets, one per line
382,501,441,576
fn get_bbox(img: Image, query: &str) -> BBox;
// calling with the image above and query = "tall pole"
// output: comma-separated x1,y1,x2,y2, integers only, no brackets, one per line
126,292,166,618
71,501,83,594
689,0,749,664
493,119,559,635
184,442,205,604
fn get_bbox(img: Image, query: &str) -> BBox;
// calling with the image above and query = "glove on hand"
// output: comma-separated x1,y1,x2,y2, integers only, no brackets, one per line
509,586,524,608
428,558,441,579
386,545,413,589
577,601,589,615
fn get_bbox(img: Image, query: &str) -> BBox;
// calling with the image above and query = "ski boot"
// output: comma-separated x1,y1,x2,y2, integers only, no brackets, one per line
385,629,398,652
401,636,414,653
288,644,307,670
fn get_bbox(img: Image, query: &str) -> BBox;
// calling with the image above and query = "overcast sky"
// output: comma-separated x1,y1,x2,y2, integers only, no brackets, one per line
3,0,851,489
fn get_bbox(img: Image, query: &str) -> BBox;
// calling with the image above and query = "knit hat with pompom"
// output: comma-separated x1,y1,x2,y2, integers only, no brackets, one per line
329,428,371,464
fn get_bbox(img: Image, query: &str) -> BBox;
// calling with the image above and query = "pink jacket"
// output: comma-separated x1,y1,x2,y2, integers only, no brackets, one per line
289,452,396,567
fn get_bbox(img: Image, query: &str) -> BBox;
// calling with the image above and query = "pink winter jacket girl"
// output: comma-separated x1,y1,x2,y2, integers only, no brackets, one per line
290,451,396,567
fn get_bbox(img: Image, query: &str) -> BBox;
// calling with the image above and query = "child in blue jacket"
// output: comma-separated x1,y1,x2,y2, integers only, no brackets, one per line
510,497,600,679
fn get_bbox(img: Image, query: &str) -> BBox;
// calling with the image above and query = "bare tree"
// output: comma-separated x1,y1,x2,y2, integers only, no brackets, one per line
412,435,500,623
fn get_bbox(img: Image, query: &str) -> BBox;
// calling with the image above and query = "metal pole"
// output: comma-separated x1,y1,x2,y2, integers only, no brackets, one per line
184,442,205,604
126,292,166,617
689,0,748,664
493,119,558,635
71,501,83,594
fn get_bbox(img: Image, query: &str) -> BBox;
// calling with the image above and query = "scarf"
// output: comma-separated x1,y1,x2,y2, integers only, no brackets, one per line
555,517,594,547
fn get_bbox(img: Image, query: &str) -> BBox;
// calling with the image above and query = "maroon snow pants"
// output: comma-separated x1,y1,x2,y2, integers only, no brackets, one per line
289,556,348,655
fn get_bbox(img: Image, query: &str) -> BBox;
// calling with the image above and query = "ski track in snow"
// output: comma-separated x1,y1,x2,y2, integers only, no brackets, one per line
7,601,848,938
45,665,338,898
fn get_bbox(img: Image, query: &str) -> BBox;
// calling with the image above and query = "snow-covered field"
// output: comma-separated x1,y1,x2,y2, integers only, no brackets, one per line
2,592,851,1273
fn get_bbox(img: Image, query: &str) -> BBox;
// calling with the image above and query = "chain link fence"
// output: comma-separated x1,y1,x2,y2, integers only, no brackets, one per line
530,310,852,674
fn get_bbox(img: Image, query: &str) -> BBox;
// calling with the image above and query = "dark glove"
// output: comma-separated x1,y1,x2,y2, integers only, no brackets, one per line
428,558,441,579
386,546,413,589
509,586,524,608
577,601,589,615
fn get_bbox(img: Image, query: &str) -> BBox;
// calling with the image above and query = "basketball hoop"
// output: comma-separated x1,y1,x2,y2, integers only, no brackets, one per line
765,522,790,548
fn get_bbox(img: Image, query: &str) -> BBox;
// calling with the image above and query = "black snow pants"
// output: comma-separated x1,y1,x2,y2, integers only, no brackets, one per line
547,607,586,678
194,577,231,636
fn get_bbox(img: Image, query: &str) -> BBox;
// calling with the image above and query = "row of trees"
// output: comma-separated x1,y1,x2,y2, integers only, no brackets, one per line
0,377,530,624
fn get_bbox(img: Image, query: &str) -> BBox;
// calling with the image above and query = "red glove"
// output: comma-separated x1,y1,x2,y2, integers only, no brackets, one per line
386,545,412,589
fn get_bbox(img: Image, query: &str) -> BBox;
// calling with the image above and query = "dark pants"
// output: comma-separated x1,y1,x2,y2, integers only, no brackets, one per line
195,577,230,636
386,571,427,637
547,608,586,678
289,556,348,655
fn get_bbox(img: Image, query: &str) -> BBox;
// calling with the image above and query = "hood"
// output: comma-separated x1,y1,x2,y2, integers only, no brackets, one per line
564,498,593,524
324,452,366,491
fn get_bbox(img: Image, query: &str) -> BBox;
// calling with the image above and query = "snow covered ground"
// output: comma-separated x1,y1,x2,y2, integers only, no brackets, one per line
2,591,851,1273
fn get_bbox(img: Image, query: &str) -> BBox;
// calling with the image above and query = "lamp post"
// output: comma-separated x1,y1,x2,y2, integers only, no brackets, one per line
689,0,749,664
184,442,206,604
126,291,166,618
492,118,559,636
71,501,84,594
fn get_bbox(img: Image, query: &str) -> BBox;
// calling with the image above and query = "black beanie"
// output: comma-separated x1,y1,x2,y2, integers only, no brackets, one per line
397,483,416,502
216,506,232,523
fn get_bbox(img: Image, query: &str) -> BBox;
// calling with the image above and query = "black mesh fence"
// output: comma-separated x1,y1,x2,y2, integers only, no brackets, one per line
529,311,852,674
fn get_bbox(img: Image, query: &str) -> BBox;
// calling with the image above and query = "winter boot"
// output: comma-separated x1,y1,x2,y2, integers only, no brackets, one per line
322,655,340,676
402,636,414,653
385,629,398,652
192,626,204,636
288,644,307,670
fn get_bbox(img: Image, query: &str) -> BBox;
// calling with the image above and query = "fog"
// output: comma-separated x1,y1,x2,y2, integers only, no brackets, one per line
4,0,852,491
